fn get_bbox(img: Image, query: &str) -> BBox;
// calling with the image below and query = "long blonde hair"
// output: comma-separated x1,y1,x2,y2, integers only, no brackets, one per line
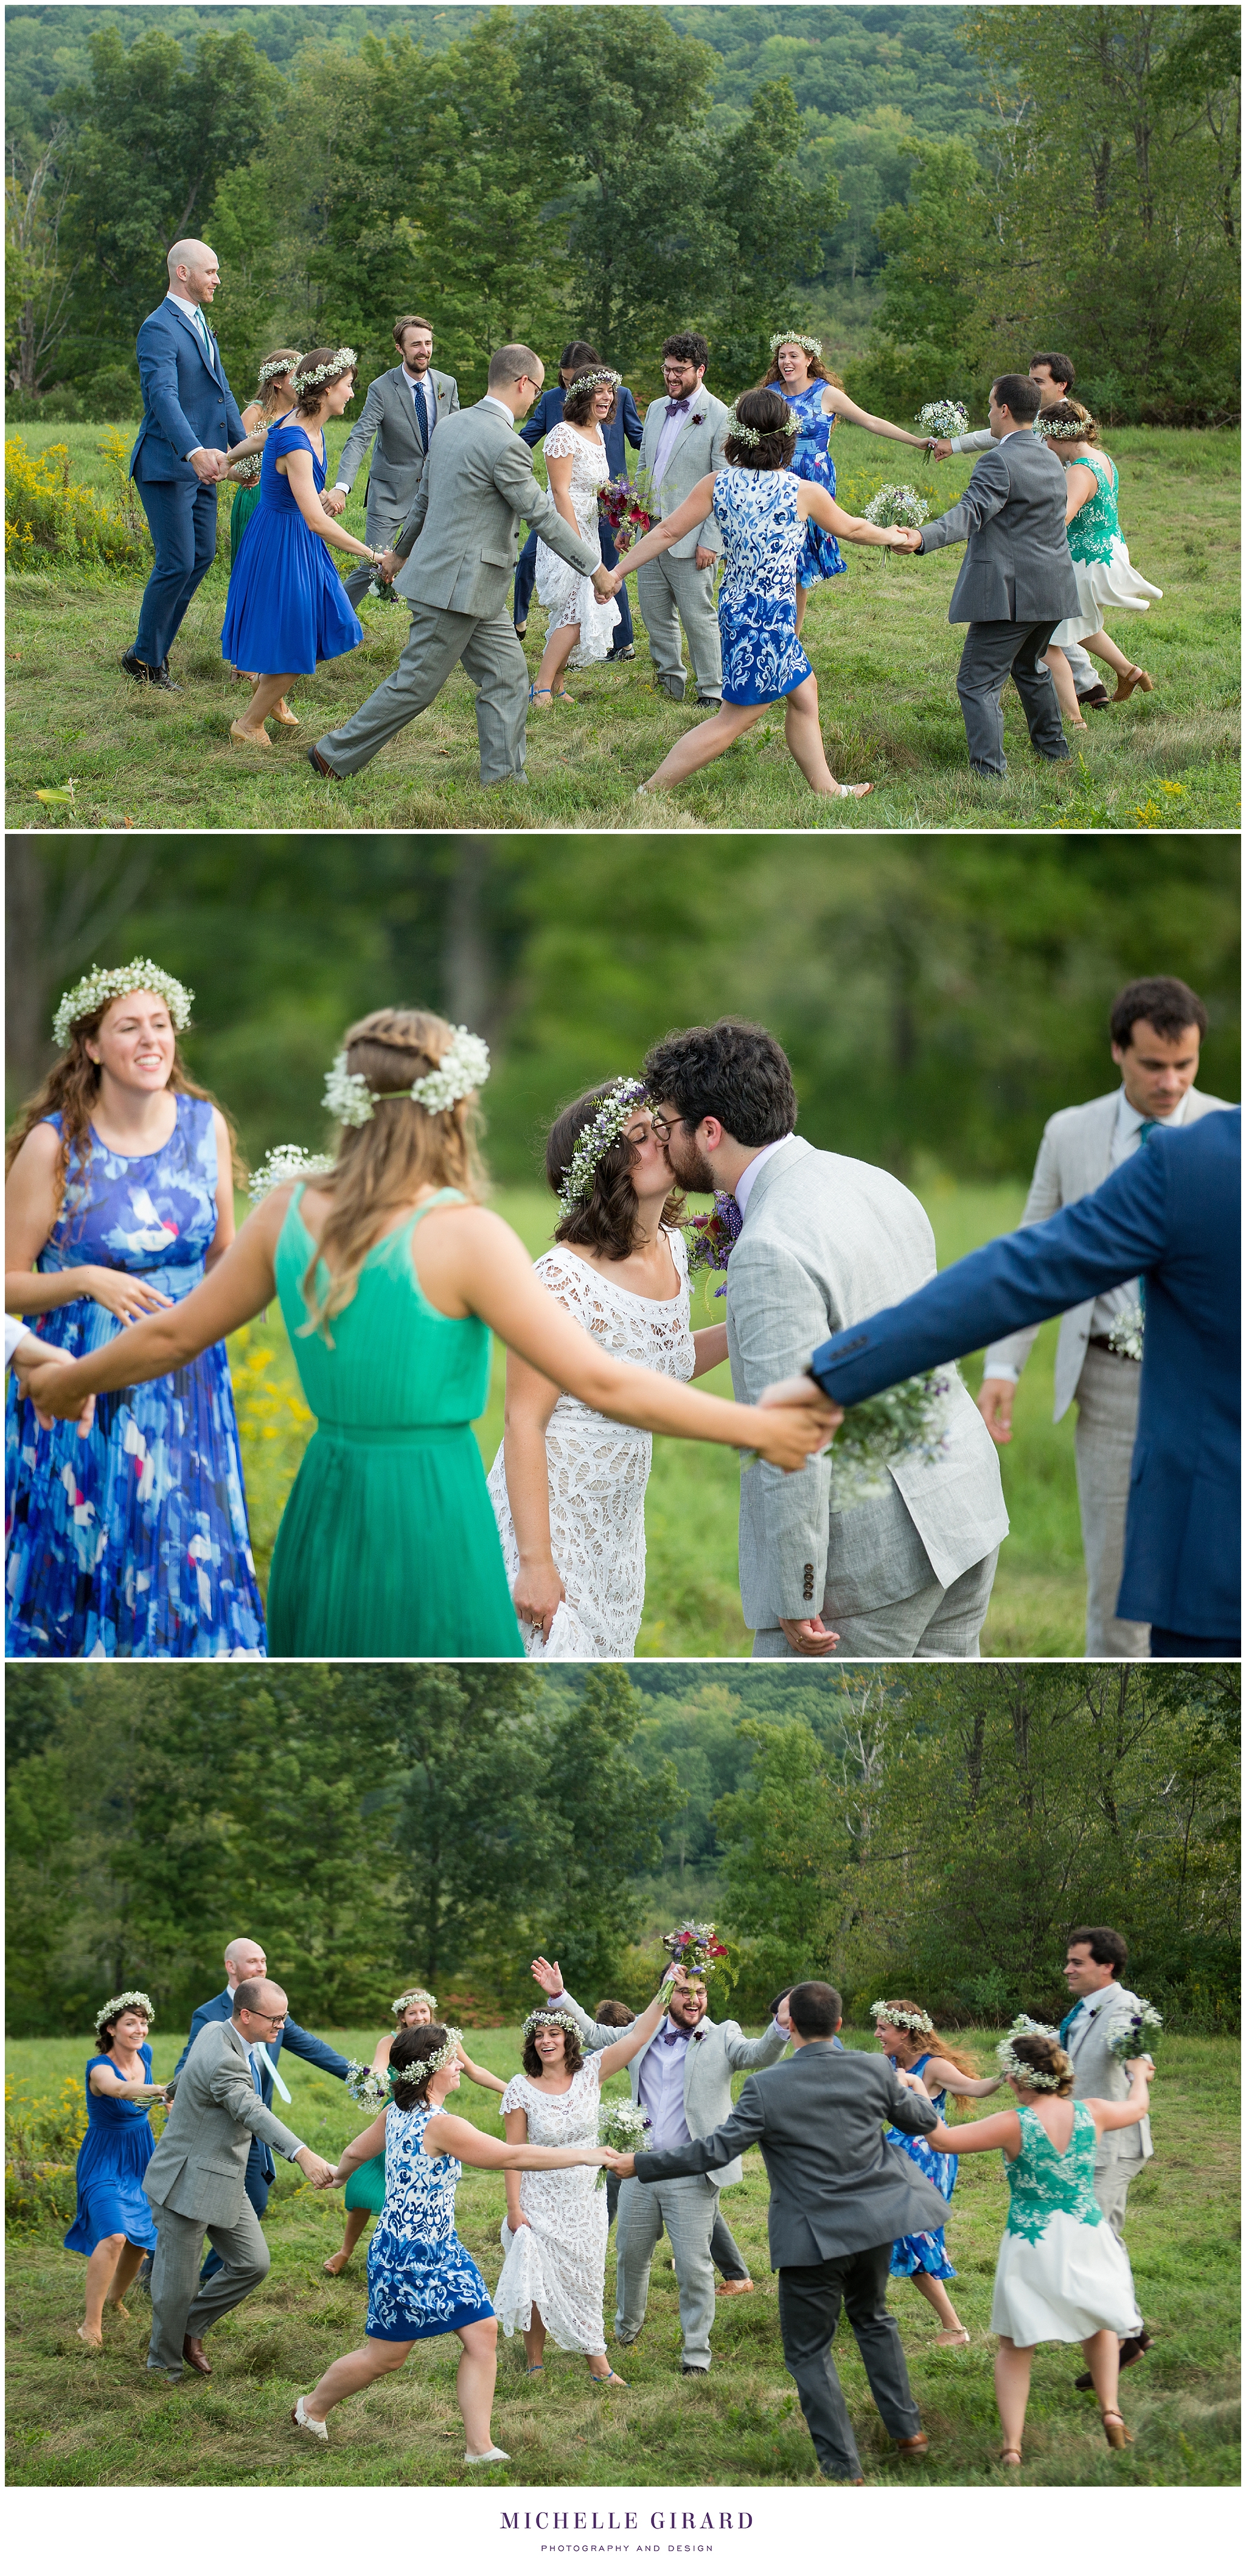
300,1007,487,1337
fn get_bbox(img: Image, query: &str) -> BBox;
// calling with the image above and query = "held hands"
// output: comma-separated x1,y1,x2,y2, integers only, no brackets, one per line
604,2150,636,2178
592,564,623,600
188,448,227,484
752,1398,843,1472
1124,2057,1155,2080
886,526,924,552
321,488,347,518
295,2148,337,2189
513,1555,566,1642
377,549,403,583
975,1377,1016,1446
17,1358,93,1424
927,438,954,462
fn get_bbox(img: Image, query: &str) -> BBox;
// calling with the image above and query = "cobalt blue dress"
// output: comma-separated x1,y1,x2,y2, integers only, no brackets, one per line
220,415,363,676
712,466,813,706
785,380,846,589
4,1094,266,1659
366,2102,495,2342
886,2054,958,2281
64,2049,159,2257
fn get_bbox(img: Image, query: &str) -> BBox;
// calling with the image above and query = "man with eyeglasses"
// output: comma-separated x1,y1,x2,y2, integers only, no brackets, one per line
141,1975,336,2381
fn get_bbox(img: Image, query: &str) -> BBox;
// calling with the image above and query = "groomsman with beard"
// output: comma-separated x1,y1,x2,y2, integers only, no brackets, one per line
324,314,460,606
634,332,730,709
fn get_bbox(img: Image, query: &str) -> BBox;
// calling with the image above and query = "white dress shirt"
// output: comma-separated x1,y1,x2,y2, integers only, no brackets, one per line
732,1136,794,1221
402,364,437,436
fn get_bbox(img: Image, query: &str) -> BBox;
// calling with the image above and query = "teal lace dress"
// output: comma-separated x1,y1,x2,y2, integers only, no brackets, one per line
990,2103,1143,2345
1049,454,1162,648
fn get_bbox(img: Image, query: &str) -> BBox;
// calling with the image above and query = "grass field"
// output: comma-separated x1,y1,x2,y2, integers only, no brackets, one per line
5,2026,1237,2488
5,418,1239,829
229,1177,1086,1659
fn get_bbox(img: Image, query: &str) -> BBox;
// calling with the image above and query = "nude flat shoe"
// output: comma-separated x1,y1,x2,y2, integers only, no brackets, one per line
465,2445,510,2465
270,704,299,729
230,720,273,750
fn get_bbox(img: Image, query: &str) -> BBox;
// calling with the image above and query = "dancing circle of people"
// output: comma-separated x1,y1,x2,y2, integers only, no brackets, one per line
60,1922,1158,2479
122,241,1164,802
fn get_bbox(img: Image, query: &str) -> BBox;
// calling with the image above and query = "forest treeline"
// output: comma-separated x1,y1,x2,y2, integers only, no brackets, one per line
7,1661,1237,2037
6,5,1239,424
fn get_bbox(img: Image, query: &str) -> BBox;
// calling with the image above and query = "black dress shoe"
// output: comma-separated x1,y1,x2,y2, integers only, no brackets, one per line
514,620,528,639
307,745,343,780
606,644,636,661
120,648,179,689
156,658,184,692
680,2362,708,2375
695,695,722,709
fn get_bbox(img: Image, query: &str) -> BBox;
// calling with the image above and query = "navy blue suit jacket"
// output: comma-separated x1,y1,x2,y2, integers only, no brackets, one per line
130,299,244,485
520,383,644,479
173,1989,350,2181
807,1110,1241,1636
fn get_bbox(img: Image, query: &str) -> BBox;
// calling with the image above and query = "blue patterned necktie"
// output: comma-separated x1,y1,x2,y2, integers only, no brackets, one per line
412,380,429,450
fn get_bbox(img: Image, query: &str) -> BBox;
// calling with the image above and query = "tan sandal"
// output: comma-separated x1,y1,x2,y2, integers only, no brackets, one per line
1101,2409,1133,2449
271,701,299,729
1112,665,1153,702
998,2444,1022,2468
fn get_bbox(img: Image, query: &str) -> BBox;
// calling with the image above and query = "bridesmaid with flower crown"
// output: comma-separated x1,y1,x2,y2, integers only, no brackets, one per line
324,1988,504,2278
758,332,931,632
871,1998,1003,2345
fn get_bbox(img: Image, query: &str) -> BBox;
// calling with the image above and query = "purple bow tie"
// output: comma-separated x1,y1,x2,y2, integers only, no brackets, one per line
666,397,690,415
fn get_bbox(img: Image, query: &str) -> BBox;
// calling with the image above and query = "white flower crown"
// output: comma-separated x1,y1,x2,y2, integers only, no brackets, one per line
567,369,621,395
870,1999,934,2035
770,330,823,357
1039,406,1096,442
247,1145,335,1205
323,1026,490,1128
523,2008,583,2041
54,961,193,1050
94,1988,155,2036
724,402,799,448
392,1987,437,2017
996,2013,1066,2090
257,353,301,389
556,1078,649,1217
293,346,358,397
391,2026,463,2088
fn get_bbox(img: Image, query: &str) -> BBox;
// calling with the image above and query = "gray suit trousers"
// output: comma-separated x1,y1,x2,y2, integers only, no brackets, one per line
615,2173,719,2369
146,2193,271,2376
752,1544,998,1659
778,2241,921,2482
637,555,722,699
1073,1343,1150,1657
956,619,1071,774
316,602,529,785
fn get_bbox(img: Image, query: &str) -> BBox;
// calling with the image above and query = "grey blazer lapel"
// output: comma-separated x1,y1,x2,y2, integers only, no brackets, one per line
734,1135,814,1237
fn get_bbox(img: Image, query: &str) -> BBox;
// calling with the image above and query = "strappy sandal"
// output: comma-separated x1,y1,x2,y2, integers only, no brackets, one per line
589,2367,628,2389
998,2445,1022,2468
830,782,873,798
1112,665,1154,702
524,2363,545,2376
529,686,553,707
1101,2409,1133,2449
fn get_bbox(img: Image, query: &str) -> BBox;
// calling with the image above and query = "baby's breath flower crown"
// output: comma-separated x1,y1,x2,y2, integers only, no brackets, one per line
95,1988,155,2037
770,330,823,358
247,1145,335,1205
870,2000,934,2035
323,1027,490,1128
522,2008,583,2042
725,403,799,447
1039,404,1098,443
557,1078,649,1218
293,347,358,397
567,369,621,396
392,1987,437,2018
391,2027,463,2089
996,2013,1065,2090
257,353,302,389
54,962,193,1050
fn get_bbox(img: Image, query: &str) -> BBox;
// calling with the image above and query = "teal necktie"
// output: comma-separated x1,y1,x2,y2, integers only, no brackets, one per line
193,307,214,367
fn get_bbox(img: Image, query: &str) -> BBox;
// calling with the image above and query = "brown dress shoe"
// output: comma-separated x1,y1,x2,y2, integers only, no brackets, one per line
183,2335,212,2376
896,2432,928,2462
307,745,343,780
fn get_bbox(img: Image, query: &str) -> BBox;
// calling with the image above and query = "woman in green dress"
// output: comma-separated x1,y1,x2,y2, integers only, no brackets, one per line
224,349,302,728
324,1988,505,2277
1037,401,1161,721
23,1008,838,1658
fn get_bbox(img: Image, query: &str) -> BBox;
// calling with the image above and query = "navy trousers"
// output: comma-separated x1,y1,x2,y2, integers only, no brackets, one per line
514,518,633,650
132,467,220,668
200,2144,270,2283
1149,1625,1240,1658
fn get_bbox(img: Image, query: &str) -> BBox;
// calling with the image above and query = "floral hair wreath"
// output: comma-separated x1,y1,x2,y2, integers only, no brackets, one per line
248,1145,335,1206
724,402,799,447
54,961,193,1050
293,345,358,396
323,1026,491,1128
557,1078,649,1218
770,330,823,358
996,2013,1066,2090
392,1987,437,2017
1039,403,1098,443
95,1988,155,2037
567,369,621,395
522,2008,583,2042
869,2000,934,2035
257,352,302,389
391,2026,463,2088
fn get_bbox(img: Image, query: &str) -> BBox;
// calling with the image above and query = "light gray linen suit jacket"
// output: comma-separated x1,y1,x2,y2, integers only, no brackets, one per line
334,364,460,533
557,1990,787,2190
916,428,1081,624
984,1086,1230,1418
390,399,599,615
143,2020,304,2227
636,390,729,557
1065,1982,1154,2169
726,1136,1007,1626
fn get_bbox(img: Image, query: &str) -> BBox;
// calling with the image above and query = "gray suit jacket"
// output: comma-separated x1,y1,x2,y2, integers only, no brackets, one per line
1065,1982,1154,2168
726,1136,1008,1626
391,398,599,616
635,2044,950,2265
558,1991,787,2190
142,2019,304,2227
636,390,729,558
333,365,459,528
917,428,1081,624
984,1086,1230,1418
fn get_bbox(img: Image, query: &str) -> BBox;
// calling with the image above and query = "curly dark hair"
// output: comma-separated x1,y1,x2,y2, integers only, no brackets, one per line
1108,982,1206,1050
548,1081,684,1262
643,1020,796,1148
724,386,797,474
563,374,618,428
388,2019,452,2108
521,2017,585,2080
662,330,709,370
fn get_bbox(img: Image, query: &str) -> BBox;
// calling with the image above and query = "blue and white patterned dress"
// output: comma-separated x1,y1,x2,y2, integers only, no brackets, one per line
785,381,846,590
886,2055,958,2282
366,2102,495,2342
712,467,813,706
4,1094,265,1659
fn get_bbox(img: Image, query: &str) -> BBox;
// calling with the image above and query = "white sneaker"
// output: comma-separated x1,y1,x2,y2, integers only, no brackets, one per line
464,2445,510,2465
291,2396,329,2443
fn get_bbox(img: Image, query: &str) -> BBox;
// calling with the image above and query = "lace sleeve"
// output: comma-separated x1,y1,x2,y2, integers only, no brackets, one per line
542,422,578,462
534,1248,597,1324
499,2073,528,2117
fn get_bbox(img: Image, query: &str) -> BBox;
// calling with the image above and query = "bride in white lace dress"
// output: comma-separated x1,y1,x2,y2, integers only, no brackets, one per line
531,370,621,703
486,1081,729,1657
494,1987,666,2384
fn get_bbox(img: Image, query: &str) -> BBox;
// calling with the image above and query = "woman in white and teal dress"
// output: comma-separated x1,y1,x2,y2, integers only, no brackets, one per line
322,1987,504,2278
922,2018,1153,2467
872,1998,1003,2345
1037,401,1163,722
614,386,917,800
293,2019,611,2464
761,332,932,632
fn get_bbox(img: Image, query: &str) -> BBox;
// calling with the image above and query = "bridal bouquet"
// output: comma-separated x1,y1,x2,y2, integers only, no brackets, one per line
829,1370,953,1508
684,1193,743,1300
596,2097,651,2182
661,1920,731,1988
863,484,930,529
599,473,658,550
344,2060,389,2111
916,400,969,440
1104,1998,1162,2063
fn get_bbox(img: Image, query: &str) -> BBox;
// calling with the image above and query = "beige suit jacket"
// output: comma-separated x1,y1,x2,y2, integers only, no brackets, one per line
142,2019,304,2226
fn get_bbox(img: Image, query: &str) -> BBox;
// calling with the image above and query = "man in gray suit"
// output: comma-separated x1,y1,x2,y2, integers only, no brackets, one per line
978,976,1227,1656
1059,1925,1155,2386
310,344,612,788
646,1019,1008,1658
142,1977,335,2380
633,331,729,707
906,370,1080,776
325,313,459,607
608,1981,945,2483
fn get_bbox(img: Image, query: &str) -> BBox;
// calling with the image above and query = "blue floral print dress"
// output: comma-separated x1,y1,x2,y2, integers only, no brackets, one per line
785,380,846,589
4,1094,265,1658
886,2054,958,2281
366,2102,495,2341
712,466,813,706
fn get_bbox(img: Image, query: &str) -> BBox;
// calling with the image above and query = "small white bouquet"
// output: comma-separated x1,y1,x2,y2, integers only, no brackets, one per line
863,483,930,529
917,400,969,440
1104,1999,1162,2063
596,2097,652,2184
1106,1302,1144,1362
344,2060,389,2112
830,1370,952,1508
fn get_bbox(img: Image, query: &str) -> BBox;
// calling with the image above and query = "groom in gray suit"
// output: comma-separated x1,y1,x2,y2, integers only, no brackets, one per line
327,315,459,607
634,332,730,707
311,344,612,787
646,1020,1008,1658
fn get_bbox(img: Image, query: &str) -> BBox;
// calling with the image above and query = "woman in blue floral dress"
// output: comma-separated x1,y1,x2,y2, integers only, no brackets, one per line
872,1999,1003,2345
5,961,265,1657
760,333,931,630
293,2019,611,2462
614,387,915,800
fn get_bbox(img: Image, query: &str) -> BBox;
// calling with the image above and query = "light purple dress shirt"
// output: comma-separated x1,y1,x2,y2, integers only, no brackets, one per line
649,398,695,505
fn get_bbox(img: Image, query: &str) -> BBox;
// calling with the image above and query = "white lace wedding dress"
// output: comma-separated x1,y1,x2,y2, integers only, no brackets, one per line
535,422,621,665
493,2057,608,2354
486,1229,696,1659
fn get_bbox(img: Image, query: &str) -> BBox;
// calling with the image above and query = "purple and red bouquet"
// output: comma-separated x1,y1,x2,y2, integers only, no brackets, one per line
599,473,658,552
684,1193,743,1300
661,1921,732,1985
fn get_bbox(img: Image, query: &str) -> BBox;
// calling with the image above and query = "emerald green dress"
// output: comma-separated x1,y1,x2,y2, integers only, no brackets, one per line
266,1187,523,1657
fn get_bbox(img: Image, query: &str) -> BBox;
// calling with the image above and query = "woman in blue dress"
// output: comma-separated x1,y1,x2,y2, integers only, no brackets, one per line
872,1998,1004,2345
220,346,384,751
293,2019,611,2462
5,960,265,1657
614,387,916,800
760,333,931,633
65,1990,168,2348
